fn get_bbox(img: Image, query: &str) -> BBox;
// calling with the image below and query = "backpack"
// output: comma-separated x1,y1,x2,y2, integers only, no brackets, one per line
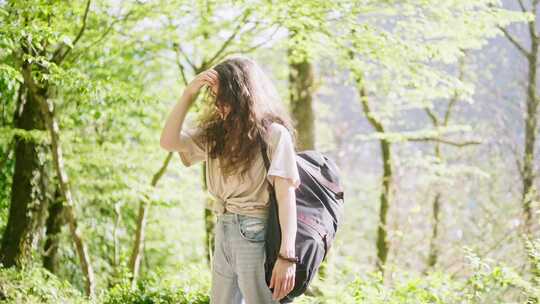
259,135,345,303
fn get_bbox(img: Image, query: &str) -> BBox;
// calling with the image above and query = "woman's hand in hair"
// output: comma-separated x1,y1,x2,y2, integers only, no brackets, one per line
185,68,219,98
160,68,217,152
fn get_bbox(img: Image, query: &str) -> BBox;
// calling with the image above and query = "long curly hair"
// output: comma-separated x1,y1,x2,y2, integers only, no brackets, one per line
195,56,296,182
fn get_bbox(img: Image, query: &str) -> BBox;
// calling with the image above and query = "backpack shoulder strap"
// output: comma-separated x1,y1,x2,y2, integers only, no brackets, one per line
258,133,271,171
257,131,275,193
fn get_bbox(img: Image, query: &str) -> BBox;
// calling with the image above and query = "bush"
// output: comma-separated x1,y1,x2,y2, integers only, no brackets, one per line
344,248,540,304
0,265,89,304
103,278,209,304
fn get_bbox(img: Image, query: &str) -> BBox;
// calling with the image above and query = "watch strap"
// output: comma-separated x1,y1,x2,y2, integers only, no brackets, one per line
278,252,299,264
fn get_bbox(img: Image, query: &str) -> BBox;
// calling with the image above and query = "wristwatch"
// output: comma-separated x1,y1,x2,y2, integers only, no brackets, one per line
278,252,299,264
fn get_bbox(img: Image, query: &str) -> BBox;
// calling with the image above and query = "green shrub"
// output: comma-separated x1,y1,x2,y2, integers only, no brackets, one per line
344,248,540,304
347,271,461,304
0,265,89,304
103,278,209,304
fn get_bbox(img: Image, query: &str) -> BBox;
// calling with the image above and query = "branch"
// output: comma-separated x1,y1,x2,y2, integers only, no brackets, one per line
444,53,467,125
173,42,189,86
218,25,281,59
113,202,122,267
86,9,134,50
51,0,91,64
423,106,439,126
407,137,481,147
497,25,530,57
71,0,92,48
177,43,196,71
349,29,385,134
206,9,253,65
518,0,528,12
129,152,174,287
444,94,460,125
510,141,525,180
532,0,539,42
448,225,520,278
358,82,385,133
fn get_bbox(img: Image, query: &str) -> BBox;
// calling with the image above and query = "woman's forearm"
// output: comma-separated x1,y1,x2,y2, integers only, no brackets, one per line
275,178,297,256
159,90,196,151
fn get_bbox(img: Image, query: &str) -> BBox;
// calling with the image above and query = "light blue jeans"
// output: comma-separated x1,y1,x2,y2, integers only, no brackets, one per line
210,212,281,304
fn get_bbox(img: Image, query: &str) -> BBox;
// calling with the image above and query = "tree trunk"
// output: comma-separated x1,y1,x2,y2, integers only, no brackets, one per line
497,5,540,297
203,162,216,267
288,45,316,151
0,88,50,267
424,55,467,271
204,202,216,265
376,139,392,274
522,27,538,239
21,63,95,297
129,152,173,287
354,71,393,275
43,186,65,273
427,193,441,269
523,16,539,289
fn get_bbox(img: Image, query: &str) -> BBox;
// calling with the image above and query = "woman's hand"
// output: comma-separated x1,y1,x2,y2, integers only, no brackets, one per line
159,68,218,151
185,68,218,98
269,258,296,301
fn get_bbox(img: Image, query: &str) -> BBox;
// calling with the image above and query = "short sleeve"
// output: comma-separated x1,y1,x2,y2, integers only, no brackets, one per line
266,123,300,189
178,126,206,167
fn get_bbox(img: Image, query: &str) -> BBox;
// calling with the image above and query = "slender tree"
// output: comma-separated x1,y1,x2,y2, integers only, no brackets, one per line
288,37,316,151
332,1,526,275
422,54,480,270
351,64,394,273
497,0,540,288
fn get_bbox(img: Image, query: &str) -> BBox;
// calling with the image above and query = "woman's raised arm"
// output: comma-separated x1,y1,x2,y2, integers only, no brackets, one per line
159,69,218,151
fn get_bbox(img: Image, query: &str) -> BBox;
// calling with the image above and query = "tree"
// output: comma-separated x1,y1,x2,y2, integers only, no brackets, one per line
0,0,152,296
497,0,540,285
422,54,481,269
0,0,96,295
329,0,527,275
288,36,316,151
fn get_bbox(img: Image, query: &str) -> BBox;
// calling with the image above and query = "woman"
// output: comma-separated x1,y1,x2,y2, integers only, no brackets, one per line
159,55,301,303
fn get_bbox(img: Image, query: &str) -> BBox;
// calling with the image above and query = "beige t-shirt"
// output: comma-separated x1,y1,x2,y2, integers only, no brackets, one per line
177,121,301,219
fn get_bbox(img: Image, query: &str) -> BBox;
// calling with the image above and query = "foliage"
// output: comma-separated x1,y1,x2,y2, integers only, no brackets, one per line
3,247,540,304
342,249,540,304
0,0,536,302
103,277,210,304
0,265,88,304
0,265,210,304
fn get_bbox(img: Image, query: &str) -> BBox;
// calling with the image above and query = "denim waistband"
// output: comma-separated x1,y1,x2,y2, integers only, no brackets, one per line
216,211,269,224
217,211,239,223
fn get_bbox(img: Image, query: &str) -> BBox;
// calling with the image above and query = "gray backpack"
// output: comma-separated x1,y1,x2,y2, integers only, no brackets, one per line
259,135,345,303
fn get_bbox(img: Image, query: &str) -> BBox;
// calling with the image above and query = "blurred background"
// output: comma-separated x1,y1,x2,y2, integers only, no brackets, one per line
1,0,539,303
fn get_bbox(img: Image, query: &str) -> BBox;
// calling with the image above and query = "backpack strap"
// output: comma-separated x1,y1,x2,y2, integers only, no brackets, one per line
258,133,270,171
258,133,271,171
257,130,276,194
